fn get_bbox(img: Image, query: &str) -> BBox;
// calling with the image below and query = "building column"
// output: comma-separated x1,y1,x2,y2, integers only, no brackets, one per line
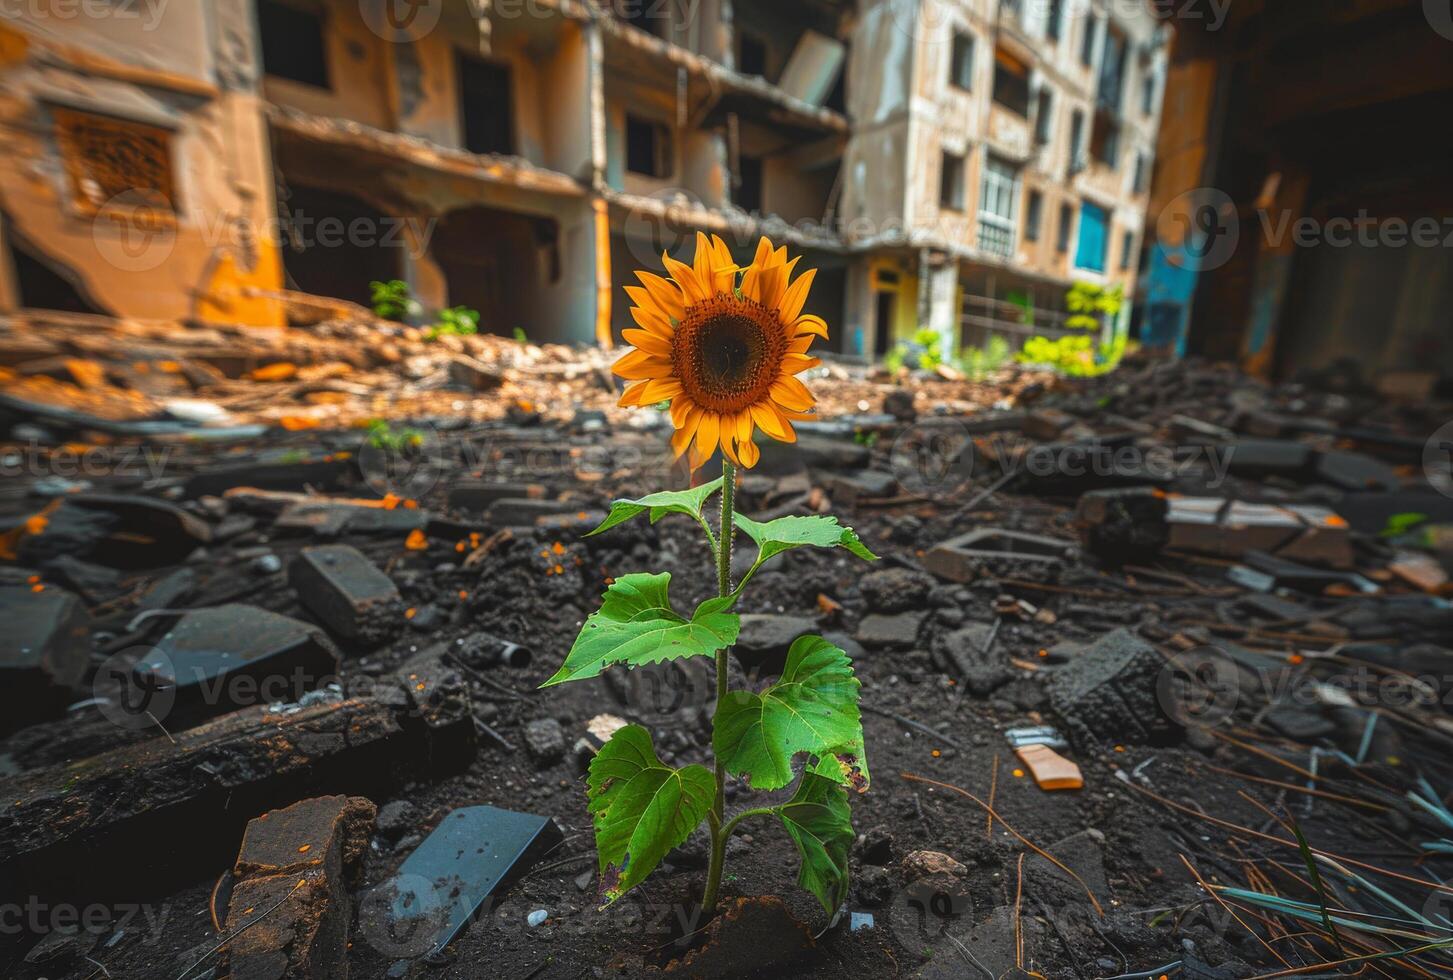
0,210,18,313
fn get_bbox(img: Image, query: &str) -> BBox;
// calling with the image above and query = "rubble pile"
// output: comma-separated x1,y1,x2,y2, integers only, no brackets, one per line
1,346,1452,978
0,309,1042,438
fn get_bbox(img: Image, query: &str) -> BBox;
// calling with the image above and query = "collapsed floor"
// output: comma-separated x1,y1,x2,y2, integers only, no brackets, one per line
2,321,1453,979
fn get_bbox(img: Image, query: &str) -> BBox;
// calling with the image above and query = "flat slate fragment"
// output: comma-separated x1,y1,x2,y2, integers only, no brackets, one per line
290,544,404,645
368,805,562,959
0,585,90,731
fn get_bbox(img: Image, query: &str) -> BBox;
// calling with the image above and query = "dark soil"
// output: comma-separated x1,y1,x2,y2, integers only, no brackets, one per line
3,361,1451,980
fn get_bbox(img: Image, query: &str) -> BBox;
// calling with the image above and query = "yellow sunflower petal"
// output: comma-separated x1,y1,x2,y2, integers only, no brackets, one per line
770,375,815,412
788,335,815,354
636,271,686,321
671,415,697,458
750,401,796,443
778,267,816,323
794,314,829,338
639,378,684,403
671,396,697,430
622,328,672,356
663,254,709,305
737,434,760,468
619,380,652,407
613,349,672,380
712,234,734,268
781,353,821,375
695,411,721,465
693,231,720,285
629,302,674,336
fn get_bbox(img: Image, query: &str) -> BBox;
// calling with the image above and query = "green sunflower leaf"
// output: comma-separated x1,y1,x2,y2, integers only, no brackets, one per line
587,725,715,906
713,635,868,792
540,573,739,688
778,771,855,915
587,478,725,537
733,513,878,567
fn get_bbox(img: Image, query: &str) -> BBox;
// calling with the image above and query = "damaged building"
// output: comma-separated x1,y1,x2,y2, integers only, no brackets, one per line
1137,0,1453,383
0,0,1166,354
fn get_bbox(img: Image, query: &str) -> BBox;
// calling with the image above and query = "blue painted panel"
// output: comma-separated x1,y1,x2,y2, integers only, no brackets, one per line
1076,202,1109,273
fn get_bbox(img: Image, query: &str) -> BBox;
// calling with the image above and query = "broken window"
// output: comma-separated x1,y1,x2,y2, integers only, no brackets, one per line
8,237,105,314
1056,202,1073,253
992,49,1031,117
1025,189,1044,242
1033,88,1054,145
1132,151,1148,194
276,185,402,308
626,116,672,178
1046,0,1065,41
737,31,768,78
978,155,1019,259
1091,111,1120,168
53,107,177,216
1075,200,1110,273
939,151,965,211
1080,13,1098,68
458,54,515,156
1121,229,1135,271
1141,68,1157,115
950,31,974,91
1096,26,1128,114
258,0,330,90
1069,108,1086,173
735,155,763,213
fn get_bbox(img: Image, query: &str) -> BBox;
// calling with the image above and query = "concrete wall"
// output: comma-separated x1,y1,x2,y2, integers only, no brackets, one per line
0,7,284,326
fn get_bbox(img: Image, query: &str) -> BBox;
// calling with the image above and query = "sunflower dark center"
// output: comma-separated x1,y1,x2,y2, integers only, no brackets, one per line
673,293,787,413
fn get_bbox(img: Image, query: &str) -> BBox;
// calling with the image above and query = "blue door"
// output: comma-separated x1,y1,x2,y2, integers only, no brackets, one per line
1075,202,1109,273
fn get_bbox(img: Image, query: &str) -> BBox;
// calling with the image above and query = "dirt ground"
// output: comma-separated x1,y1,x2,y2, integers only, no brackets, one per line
3,352,1453,980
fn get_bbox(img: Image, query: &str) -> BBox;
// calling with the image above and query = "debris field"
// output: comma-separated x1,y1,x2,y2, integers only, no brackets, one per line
3,328,1453,980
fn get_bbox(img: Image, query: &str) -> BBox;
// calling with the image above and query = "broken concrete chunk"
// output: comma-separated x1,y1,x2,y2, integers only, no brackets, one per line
0,586,90,732
446,481,545,513
856,610,927,649
364,805,562,959
275,500,427,538
1046,628,1176,748
1076,488,1353,569
733,614,814,675
222,795,377,980
136,604,341,724
446,355,505,391
18,493,211,568
860,566,935,613
924,528,1075,583
823,470,898,508
523,718,566,767
290,545,404,646
485,497,578,527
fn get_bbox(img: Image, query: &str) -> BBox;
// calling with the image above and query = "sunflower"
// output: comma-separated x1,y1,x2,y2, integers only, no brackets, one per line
613,234,825,470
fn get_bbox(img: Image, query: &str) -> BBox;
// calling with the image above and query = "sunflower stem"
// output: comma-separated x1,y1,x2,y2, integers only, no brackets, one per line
702,457,735,918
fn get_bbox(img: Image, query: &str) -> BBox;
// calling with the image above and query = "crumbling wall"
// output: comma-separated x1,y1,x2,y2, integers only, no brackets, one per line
0,12,283,326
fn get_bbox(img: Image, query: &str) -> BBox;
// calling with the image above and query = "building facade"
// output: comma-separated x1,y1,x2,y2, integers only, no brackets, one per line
0,0,1167,358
